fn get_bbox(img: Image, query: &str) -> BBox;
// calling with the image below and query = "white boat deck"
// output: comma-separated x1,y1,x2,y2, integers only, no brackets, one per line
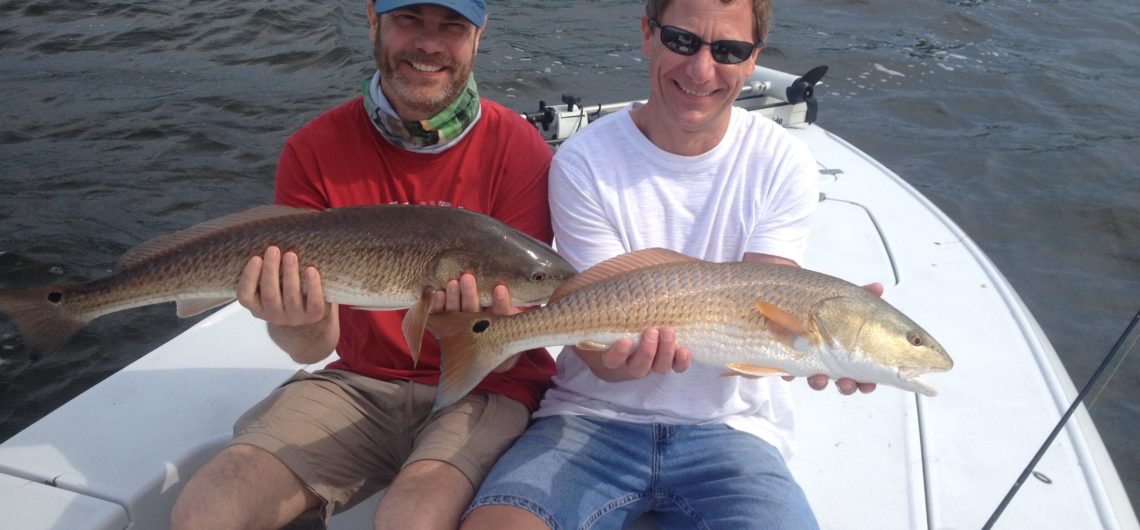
790,124,1136,529
0,88,1135,529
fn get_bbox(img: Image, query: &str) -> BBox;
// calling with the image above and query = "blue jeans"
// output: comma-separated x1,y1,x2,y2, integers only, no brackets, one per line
466,415,818,530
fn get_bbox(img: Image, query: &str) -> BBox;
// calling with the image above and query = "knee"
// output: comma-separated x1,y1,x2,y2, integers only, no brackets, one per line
170,478,216,530
169,445,271,529
170,497,207,530
170,452,231,529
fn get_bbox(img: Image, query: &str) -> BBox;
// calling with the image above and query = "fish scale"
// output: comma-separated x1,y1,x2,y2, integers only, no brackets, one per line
427,248,953,409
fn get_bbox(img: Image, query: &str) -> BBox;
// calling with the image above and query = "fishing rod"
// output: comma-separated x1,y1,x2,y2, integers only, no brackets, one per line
982,309,1140,529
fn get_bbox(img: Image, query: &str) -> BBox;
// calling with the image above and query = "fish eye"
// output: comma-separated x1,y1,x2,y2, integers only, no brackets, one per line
530,271,547,282
907,331,924,347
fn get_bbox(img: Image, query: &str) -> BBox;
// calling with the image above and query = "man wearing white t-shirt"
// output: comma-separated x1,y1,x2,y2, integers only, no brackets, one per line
463,0,876,528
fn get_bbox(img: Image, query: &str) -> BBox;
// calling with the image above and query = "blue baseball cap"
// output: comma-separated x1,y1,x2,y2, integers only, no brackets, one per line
374,0,486,27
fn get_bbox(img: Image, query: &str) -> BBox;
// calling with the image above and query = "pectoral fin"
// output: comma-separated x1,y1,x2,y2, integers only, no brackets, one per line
755,301,812,353
721,362,790,378
575,340,610,351
176,297,234,318
401,287,435,366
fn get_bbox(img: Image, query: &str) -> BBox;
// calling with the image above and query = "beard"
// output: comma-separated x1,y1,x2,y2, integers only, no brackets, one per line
375,44,474,118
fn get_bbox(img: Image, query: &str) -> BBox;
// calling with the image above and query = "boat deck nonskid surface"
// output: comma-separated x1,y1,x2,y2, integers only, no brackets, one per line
0,123,1134,529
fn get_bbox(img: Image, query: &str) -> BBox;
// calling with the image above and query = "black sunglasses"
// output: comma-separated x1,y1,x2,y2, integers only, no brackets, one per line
649,19,761,65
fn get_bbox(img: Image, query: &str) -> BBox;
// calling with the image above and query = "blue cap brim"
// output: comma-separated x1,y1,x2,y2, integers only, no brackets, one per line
374,0,486,28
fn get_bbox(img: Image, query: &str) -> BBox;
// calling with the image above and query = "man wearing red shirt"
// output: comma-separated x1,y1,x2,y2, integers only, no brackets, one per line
171,1,555,528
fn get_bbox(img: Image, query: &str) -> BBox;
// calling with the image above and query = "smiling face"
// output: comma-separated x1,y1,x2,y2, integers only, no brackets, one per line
368,2,484,120
635,0,760,155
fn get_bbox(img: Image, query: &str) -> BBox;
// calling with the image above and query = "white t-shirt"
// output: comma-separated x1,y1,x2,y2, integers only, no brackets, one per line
537,104,820,458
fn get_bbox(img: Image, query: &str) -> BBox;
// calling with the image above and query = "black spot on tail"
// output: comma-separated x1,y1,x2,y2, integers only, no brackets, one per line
47,291,63,304
472,320,490,333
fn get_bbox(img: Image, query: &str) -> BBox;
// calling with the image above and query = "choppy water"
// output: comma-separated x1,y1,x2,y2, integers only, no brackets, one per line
1,0,1137,513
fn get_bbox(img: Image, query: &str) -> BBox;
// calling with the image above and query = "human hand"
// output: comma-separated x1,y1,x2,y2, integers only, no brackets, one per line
783,282,884,395
429,273,518,316
237,246,330,327
431,274,521,372
580,327,692,382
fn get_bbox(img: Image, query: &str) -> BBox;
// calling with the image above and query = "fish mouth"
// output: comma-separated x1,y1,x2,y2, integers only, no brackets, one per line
513,291,558,307
898,367,945,397
900,363,952,377
478,284,559,308
906,377,939,397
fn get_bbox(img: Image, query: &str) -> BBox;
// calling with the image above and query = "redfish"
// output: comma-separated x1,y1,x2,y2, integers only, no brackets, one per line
428,248,953,409
0,204,576,360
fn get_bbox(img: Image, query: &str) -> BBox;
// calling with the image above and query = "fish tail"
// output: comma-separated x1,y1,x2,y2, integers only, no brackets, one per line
0,285,89,360
427,311,504,411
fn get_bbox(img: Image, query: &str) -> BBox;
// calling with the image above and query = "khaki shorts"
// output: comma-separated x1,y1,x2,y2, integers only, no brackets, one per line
231,369,530,526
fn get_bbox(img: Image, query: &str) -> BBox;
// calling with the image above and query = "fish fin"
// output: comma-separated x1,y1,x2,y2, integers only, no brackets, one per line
722,362,790,378
575,340,610,351
549,248,698,303
118,205,314,268
402,287,435,366
425,311,503,411
176,297,234,318
809,296,852,350
755,300,812,353
0,285,89,359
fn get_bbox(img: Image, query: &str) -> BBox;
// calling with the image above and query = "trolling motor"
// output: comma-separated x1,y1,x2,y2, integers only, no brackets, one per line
743,65,828,124
525,94,591,141
527,100,557,132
